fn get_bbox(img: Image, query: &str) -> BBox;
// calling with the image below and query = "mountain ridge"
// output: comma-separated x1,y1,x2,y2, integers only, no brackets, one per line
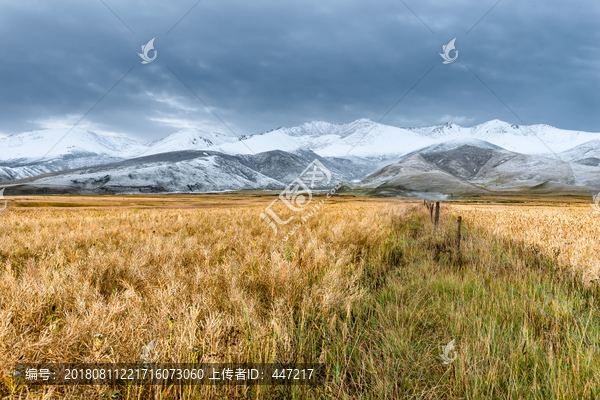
0,119,598,190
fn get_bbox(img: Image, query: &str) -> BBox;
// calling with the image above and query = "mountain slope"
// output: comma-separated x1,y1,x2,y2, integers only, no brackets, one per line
141,128,239,156
352,142,599,197
0,149,376,194
560,139,600,166
358,153,488,197
0,128,146,163
1,151,283,194
0,128,148,180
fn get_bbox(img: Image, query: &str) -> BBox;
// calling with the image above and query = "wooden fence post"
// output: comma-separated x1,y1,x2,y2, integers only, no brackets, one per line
457,216,462,254
434,201,440,232
429,203,433,222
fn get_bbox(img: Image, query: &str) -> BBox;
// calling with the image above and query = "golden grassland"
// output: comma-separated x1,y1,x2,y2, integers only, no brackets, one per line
0,193,370,210
0,195,407,399
1,194,600,399
450,203,600,284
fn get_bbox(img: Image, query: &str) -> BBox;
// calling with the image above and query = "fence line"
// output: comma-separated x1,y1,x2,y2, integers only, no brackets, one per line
421,200,599,384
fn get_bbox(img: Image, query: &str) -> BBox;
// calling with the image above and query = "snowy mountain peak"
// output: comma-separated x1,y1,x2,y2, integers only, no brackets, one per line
471,120,522,137
259,118,378,139
0,127,146,163
346,117,376,127
477,119,518,128
270,120,338,138
160,118,599,159
143,128,238,156
411,122,466,138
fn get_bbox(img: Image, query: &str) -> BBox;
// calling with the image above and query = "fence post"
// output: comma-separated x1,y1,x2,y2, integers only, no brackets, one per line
457,216,462,254
434,201,440,232
429,203,433,222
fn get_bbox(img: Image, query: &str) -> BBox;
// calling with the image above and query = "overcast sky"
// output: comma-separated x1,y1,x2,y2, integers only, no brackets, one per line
0,0,598,141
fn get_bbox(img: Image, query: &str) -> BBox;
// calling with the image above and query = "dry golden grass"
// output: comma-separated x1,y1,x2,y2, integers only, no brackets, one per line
3,195,600,399
450,204,600,283
0,196,408,398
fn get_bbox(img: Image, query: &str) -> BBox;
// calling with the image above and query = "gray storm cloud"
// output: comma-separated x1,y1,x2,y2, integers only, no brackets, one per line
0,0,598,140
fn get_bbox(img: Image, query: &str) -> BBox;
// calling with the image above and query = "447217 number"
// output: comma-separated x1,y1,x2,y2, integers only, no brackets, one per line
272,369,313,380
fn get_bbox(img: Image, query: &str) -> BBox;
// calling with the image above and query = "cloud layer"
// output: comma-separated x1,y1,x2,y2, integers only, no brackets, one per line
0,0,598,140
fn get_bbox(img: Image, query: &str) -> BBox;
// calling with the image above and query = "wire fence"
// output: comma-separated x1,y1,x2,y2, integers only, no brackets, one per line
422,200,599,392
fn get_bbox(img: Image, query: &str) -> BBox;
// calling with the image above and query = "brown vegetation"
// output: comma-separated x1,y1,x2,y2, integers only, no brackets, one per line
2,195,600,399
451,204,600,284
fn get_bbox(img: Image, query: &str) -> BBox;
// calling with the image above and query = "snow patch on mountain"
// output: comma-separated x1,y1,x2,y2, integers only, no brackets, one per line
560,139,600,166
142,128,239,156
0,128,146,163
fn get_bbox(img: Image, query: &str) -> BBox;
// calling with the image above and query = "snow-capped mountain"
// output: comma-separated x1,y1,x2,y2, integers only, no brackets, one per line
0,128,145,163
0,128,147,181
141,128,239,156
0,119,597,194
0,127,243,180
353,144,599,198
2,119,598,166
208,119,600,158
1,149,379,194
4,138,598,196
